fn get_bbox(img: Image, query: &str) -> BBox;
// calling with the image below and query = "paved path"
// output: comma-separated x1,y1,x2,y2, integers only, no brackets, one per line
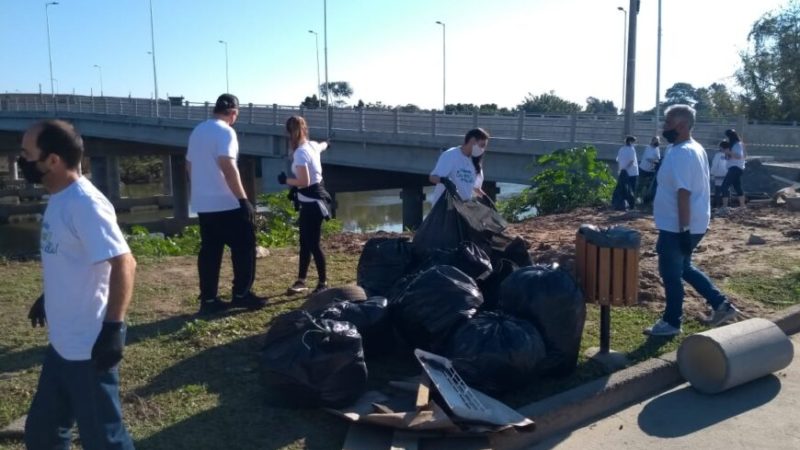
532,334,800,449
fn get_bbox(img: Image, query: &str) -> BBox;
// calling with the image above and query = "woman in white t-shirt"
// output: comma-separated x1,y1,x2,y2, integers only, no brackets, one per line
278,116,332,295
710,140,730,207
720,129,746,208
614,135,639,209
636,136,661,204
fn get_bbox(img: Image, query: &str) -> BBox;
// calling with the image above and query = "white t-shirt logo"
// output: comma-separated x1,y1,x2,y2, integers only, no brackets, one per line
41,222,59,255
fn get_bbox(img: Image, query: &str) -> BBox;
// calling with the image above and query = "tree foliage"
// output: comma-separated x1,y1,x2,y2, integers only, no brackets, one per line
584,97,618,114
518,91,581,114
300,94,326,109
736,1,800,121
320,81,354,106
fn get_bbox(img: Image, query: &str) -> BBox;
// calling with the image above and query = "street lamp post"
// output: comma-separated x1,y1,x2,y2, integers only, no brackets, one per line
435,21,446,112
323,0,330,108
148,0,159,116
617,6,627,111
623,0,639,137
655,0,663,132
218,40,229,92
45,2,59,99
93,64,104,97
308,30,322,105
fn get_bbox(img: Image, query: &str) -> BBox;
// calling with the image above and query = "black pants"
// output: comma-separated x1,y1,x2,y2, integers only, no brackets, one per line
615,172,637,209
197,208,255,300
637,169,656,204
298,201,326,283
721,166,744,197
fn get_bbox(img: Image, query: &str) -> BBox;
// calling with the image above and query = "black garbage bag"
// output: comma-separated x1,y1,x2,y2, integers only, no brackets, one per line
441,311,546,394
390,265,483,351
357,237,416,297
261,311,368,408
477,258,518,311
499,265,586,376
414,241,493,281
317,297,394,358
578,224,641,249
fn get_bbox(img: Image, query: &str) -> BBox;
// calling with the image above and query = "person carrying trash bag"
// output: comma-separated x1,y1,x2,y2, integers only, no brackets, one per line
428,128,490,206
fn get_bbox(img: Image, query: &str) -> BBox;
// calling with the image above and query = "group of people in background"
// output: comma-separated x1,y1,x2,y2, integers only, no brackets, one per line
615,127,747,211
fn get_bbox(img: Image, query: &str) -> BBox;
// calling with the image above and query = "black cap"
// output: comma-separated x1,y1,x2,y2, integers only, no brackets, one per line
214,93,239,114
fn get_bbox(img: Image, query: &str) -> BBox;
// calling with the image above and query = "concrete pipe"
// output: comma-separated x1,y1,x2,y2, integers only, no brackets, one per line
677,318,794,394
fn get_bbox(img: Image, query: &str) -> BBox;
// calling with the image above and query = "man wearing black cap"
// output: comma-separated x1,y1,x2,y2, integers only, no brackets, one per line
186,93,267,314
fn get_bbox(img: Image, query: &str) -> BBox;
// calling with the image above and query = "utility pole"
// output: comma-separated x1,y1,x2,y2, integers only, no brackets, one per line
623,0,639,137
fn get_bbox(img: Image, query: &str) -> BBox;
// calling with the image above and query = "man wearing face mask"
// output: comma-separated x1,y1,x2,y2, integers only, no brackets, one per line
429,128,490,205
644,105,739,336
18,120,136,449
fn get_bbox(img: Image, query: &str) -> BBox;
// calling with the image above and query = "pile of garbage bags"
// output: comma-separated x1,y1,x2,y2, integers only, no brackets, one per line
261,184,587,406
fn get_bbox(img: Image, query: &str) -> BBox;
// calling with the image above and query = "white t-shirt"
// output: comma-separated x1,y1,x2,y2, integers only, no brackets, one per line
639,145,661,172
653,139,711,234
291,141,325,190
187,119,240,213
710,152,729,179
727,142,746,170
474,171,484,190
41,177,131,361
616,145,639,176
429,147,477,205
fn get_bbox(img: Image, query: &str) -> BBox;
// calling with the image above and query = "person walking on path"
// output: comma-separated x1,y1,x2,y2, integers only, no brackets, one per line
720,128,747,209
187,93,267,314
20,120,137,450
645,105,739,336
428,128,490,206
278,116,333,295
615,135,639,209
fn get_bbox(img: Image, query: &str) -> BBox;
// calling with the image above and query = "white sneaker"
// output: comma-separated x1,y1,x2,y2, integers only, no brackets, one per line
708,302,739,327
644,319,682,336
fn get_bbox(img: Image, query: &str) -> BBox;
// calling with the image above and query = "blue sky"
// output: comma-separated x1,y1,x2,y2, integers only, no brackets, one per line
0,0,789,111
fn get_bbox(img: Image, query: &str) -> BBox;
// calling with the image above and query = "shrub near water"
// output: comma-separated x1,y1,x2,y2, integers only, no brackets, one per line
126,192,343,257
498,146,615,221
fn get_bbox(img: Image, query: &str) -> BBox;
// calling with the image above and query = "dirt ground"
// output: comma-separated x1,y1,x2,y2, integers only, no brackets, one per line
323,203,800,323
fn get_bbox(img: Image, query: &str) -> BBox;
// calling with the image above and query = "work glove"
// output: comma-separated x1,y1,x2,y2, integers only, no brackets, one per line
277,172,288,185
239,198,256,224
679,230,693,256
91,322,124,371
28,294,46,327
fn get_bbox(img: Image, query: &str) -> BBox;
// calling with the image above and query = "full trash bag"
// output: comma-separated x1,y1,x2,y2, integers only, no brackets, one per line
357,237,416,297
578,224,641,249
261,311,368,408
477,258,518,311
390,265,483,351
499,265,586,376
440,311,546,395
415,241,493,281
317,297,394,358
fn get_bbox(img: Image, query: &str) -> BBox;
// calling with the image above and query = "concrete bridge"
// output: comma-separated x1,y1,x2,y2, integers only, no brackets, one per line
1,93,799,229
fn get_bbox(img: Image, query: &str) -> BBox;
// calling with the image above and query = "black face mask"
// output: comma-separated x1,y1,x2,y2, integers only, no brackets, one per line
662,128,679,144
17,156,47,184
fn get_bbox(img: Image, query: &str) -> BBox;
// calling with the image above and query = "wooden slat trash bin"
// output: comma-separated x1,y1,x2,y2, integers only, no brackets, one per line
575,224,641,355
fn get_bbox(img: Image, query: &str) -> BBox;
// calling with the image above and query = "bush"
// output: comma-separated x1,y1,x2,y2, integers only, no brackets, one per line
498,146,615,220
256,192,343,248
127,225,200,257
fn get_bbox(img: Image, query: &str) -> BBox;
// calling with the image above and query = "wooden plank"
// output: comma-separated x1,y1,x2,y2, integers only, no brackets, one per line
624,249,640,305
612,248,626,306
598,247,611,305
415,376,431,411
575,233,586,283
585,242,598,303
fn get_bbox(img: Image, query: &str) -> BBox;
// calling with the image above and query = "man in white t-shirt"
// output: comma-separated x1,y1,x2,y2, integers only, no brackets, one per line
19,120,136,449
428,128,490,205
615,135,639,209
637,136,661,205
644,105,739,336
187,93,266,314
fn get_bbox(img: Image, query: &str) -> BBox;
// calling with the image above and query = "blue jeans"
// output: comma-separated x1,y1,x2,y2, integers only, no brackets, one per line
25,345,134,450
657,231,728,328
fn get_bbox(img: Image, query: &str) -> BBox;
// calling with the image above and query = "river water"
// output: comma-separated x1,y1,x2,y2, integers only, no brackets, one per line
0,182,526,256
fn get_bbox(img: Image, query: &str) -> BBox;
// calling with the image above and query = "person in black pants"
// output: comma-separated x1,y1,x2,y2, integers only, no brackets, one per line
187,94,267,314
720,129,747,208
278,116,332,295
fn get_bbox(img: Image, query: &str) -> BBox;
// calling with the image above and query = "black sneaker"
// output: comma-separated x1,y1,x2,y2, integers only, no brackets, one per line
198,297,230,315
231,291,268,310
286,280,308,295
311,283,329,295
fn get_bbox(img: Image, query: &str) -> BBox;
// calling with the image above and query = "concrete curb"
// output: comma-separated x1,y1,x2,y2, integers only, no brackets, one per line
492,304,800,450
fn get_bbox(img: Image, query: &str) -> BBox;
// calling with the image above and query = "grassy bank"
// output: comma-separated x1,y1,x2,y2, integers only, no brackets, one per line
1,245,796,449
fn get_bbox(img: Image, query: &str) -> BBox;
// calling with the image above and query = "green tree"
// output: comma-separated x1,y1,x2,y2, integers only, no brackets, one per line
300,94,325,109
497,146,615,220
397,104,422,113
737,1,800,121
584,97,618,114
663,82,698,107
320,81,354,107
518,91,581,114
445,103,478,114
706,83,741,117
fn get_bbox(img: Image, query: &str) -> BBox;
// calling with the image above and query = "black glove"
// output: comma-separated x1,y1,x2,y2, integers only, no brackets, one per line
239,198,255,223
679,230,693,256
91,322,124,371
28,294,46,328
277,172,288,185
439,177,457,193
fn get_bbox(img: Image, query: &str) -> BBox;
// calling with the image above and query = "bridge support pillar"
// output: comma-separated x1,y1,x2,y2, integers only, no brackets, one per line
161,155,172,195
260,158,289,194
89,156,120,201
8,155,19,181
170,154,189,220
238,155,258,203
401,185,425,231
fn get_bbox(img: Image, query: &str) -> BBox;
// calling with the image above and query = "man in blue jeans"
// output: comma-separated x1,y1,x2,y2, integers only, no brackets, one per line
20,120,136,449
645,105,739,336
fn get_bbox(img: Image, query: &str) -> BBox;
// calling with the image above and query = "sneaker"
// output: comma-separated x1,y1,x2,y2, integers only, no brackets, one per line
198,297,230,315
644,319,682,337
708,302,739,327
231,292,268,310
311,283,329,295
286,280,308,295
